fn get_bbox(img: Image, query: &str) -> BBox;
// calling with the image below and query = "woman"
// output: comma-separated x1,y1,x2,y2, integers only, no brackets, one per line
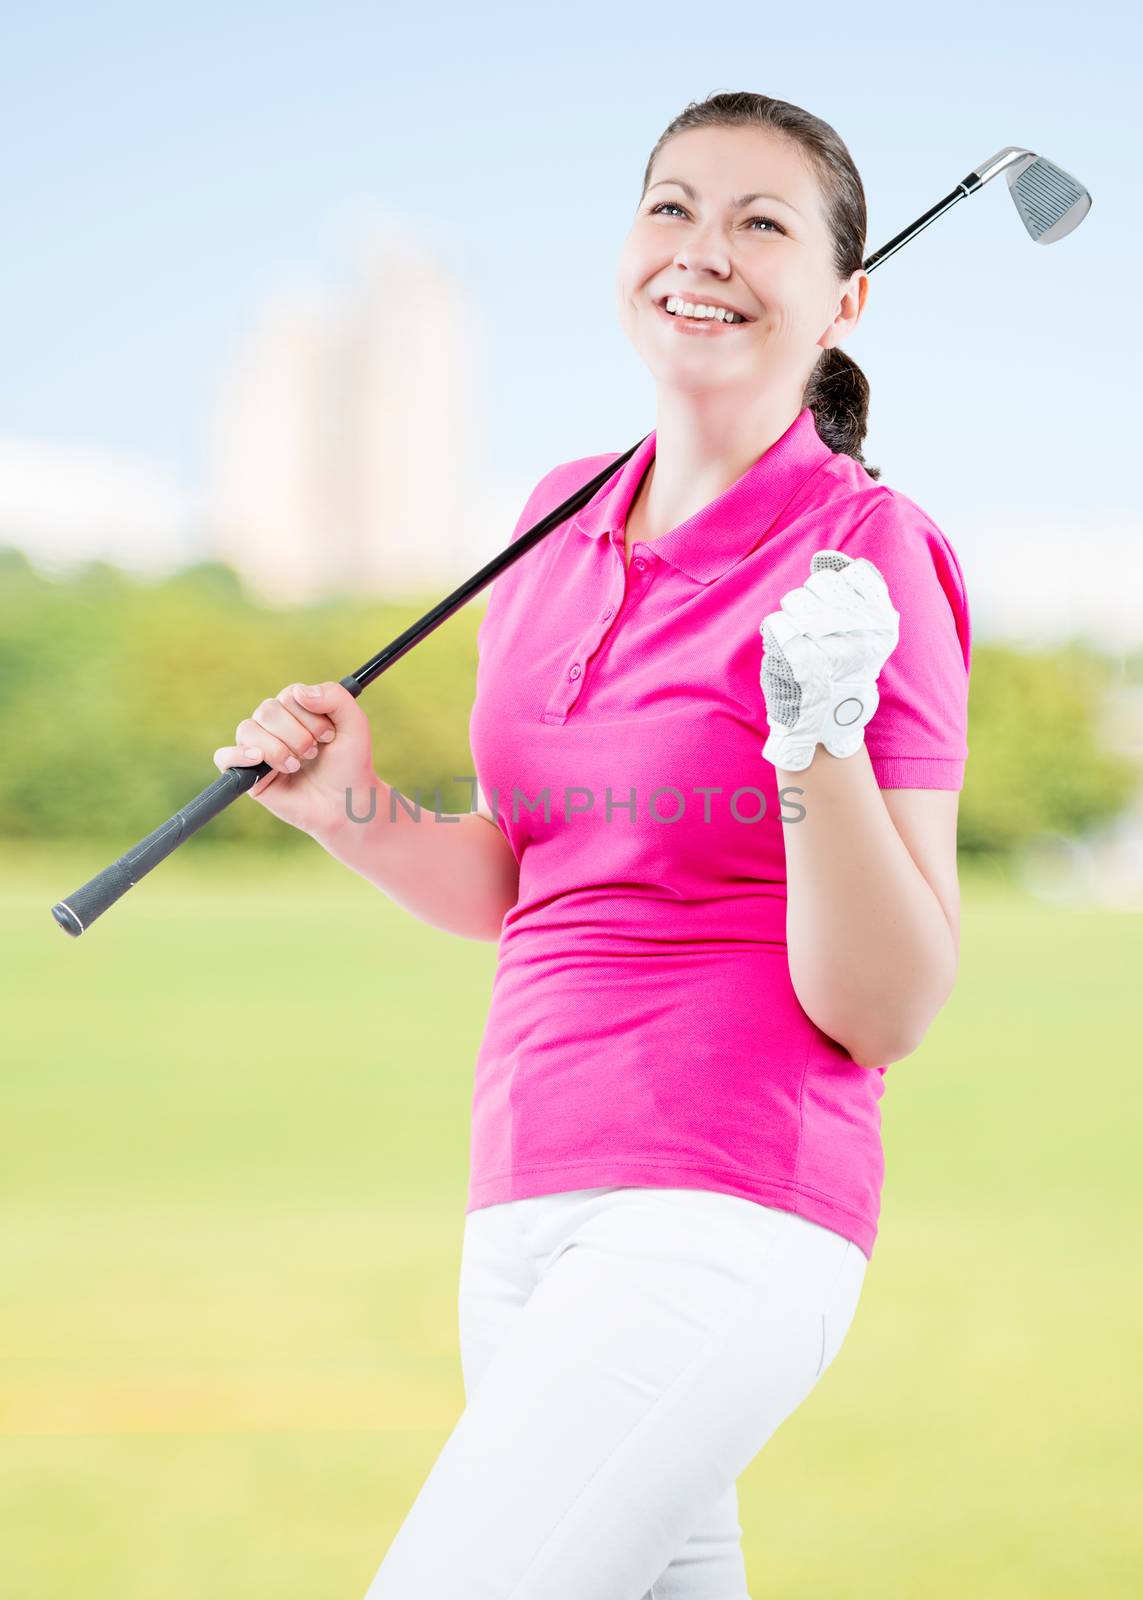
214,91,970,1600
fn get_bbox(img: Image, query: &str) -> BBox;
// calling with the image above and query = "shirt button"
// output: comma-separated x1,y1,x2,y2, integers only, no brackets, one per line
634,557,646,572
569,663,581,680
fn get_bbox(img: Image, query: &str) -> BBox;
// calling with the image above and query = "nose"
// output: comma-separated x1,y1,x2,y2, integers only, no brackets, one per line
673,219,732,280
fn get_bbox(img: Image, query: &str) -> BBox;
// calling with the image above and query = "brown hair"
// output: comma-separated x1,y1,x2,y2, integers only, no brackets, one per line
640,90,881,481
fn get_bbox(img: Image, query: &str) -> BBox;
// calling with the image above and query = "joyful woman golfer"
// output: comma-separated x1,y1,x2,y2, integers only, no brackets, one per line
216,92,970,1600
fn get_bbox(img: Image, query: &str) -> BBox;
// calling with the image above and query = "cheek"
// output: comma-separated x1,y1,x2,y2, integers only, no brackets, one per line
616,253,650,320
760,276,818,336
620,230,660,283
785,267,838,324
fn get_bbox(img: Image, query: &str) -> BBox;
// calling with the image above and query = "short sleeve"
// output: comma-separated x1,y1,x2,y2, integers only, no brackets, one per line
475,474,551,656
835,493,972,790
476,456,616,657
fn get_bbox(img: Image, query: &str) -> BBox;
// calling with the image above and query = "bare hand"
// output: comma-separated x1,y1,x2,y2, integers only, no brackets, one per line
212,681,376,840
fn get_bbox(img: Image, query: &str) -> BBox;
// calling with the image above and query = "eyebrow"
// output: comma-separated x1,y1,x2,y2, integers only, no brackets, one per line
646,177,802,217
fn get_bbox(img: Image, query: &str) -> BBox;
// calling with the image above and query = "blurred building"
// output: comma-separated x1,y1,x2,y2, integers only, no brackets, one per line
207,224,485,605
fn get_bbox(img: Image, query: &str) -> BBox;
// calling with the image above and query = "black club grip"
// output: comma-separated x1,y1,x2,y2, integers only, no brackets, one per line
50,761,269,936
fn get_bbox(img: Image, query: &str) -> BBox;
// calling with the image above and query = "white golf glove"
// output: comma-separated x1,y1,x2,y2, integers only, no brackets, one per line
759,550,900,771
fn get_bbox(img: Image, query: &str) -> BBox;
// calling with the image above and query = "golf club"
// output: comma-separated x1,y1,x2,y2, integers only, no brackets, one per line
50,143,1091,937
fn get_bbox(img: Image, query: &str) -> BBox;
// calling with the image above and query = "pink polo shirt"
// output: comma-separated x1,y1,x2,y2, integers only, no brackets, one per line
466,406,971,1259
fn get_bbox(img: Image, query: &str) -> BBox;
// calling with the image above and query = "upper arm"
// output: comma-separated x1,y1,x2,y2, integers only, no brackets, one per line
880,787,961,957
475,782,496,826
840,495,972,794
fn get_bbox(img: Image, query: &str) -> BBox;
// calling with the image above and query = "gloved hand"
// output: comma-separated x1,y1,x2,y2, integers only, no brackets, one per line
759,550,900,771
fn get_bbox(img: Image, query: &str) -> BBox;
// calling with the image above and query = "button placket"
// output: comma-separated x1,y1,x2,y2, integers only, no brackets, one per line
557,540,645,717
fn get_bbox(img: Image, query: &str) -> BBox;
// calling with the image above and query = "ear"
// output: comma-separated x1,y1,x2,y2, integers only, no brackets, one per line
819,270,869,351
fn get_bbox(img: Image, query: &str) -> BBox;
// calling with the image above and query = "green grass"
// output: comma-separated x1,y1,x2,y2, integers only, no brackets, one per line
2,841,1141,1597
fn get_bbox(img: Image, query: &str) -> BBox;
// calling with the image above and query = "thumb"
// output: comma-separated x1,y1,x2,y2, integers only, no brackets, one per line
809,549,853,578
295,680,360,726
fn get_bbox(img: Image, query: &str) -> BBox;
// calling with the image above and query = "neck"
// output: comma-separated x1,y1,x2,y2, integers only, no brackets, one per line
634,388,807,543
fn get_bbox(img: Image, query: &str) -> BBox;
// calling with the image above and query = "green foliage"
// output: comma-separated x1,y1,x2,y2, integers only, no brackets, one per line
0,551,1139,857
0,550,487,850
959,642,1140,856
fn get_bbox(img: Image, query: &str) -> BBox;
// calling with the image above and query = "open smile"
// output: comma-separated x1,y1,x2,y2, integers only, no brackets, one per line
650,297,754,335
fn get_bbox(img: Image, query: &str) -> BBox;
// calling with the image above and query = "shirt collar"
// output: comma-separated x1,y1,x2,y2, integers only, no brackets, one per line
570,406,835,585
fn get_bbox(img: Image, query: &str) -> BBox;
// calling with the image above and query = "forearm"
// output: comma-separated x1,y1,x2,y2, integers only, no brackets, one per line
776,743,958,1067
314,775,520,943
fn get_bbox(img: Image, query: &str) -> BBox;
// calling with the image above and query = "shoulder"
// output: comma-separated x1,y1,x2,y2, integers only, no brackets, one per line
809,470,971,668
507,451,625,544
480,451,624,632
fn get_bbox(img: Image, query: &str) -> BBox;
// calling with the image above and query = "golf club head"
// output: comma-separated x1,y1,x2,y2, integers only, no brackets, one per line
1006,153,1092,243
964,145,1092,244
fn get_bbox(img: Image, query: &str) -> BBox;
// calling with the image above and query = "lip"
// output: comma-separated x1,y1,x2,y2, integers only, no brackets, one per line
651,297,752,335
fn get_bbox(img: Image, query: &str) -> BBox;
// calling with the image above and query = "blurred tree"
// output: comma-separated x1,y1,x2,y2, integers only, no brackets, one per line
0,559,1138,859
958,643,1140,857
0,557,487,849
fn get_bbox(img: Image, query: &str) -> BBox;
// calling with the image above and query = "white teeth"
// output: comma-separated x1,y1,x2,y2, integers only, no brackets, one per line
663,295,744,323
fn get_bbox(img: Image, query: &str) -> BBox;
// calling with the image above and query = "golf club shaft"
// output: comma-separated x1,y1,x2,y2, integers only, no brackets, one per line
862,185,967,273
50,442,645,936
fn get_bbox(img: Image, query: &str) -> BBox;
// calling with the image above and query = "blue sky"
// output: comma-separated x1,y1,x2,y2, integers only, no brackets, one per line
1,0,1137,640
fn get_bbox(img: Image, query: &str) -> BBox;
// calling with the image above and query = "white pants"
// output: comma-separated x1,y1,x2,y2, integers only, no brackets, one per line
362,1185,867,1600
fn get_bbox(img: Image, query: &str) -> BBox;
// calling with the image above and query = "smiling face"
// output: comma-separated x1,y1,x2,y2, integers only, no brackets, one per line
616,124,868,407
